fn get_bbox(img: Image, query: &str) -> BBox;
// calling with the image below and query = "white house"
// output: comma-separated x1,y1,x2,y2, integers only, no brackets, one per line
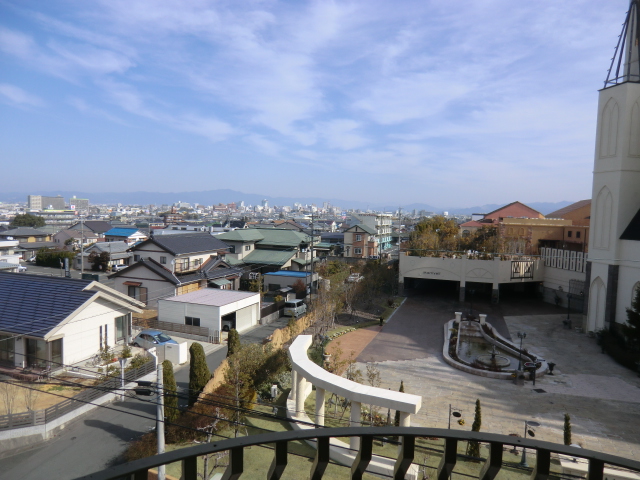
0,272,144,370
157,289,260,334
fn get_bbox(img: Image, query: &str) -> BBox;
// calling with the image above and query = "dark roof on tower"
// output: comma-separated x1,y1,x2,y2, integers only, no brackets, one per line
605,0,640,87
621,207,640,241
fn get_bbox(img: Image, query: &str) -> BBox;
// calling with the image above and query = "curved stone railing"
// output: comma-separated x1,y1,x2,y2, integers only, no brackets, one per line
287,335,422,479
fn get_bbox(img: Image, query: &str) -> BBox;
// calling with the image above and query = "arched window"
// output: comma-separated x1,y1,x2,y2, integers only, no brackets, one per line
594,186,613,249
600,98,619,158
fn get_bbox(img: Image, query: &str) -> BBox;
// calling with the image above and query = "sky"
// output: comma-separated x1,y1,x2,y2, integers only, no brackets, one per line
0,0,630,208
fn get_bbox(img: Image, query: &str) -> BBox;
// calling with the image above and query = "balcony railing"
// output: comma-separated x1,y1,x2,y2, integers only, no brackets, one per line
76,426,640,480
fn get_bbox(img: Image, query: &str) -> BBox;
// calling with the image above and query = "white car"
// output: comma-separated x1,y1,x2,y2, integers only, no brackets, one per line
111,264,128,272
17,265,27,272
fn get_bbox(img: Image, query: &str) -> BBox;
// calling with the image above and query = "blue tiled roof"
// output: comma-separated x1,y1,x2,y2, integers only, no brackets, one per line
105,228,141,237
0,273,94,338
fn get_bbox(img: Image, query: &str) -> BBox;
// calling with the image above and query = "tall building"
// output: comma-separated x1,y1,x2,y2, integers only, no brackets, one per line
586,1,640,333
27,195,65,210
69,195,89,211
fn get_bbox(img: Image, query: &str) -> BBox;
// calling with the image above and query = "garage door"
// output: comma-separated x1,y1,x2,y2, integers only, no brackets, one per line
235,304,256,332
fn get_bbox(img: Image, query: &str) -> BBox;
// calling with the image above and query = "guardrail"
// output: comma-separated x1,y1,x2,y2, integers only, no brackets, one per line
75,427,640,480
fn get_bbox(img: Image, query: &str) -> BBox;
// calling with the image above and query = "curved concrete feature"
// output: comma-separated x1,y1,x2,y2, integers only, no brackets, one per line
287,335,422,480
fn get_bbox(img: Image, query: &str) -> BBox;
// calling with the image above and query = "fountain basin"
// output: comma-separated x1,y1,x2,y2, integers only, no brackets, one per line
476,354,511,368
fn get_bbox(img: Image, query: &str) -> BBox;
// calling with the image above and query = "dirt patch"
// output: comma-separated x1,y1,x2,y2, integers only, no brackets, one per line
0,379,88,415
325,326,382,366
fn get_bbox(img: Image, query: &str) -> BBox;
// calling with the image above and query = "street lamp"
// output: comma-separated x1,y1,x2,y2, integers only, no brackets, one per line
448,404,462,429
519,420,540,467
517,332,527,370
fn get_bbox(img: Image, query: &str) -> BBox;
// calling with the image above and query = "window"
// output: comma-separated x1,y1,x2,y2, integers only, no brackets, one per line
508,228,514,235
245,245,251,251
160,256,167,264
228,245,236,254
354,247,362,255
185,316,201,327
576,231,581,238
568,231,572,238
134,254,141,262
356,234,362,241
51,339,62,367
128,285,148,303
0,334,15,366
115,314,130,342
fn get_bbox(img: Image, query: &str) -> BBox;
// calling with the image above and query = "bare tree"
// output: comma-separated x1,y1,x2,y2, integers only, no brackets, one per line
21,383,40,412
365,363,381,426
0,382,18,415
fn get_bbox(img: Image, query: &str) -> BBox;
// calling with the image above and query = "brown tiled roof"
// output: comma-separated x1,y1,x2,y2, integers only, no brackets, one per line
546,199,591,219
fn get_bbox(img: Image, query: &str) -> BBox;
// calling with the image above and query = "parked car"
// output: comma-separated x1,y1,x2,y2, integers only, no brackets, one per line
284,299,307,317
28,256,36,262
17,265,27,272
132,329,177,349
111,264,128,272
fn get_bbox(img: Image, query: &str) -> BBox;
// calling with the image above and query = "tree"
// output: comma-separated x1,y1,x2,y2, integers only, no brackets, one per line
11,213,45,228
227,329,240,357
394,380,405,426
622,287,640,349
88,251,110,271
188,343,210,406
162,360,179,422
467,399,482,457
563,413,572,445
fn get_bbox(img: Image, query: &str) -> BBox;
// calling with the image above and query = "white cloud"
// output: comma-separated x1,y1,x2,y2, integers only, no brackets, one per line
0,83,44,107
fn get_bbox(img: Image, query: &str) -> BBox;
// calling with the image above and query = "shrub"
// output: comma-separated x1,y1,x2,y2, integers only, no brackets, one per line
189,343,211,406
163,360,179,422
564,413,572,445
125,432,157,462
227,329,240,357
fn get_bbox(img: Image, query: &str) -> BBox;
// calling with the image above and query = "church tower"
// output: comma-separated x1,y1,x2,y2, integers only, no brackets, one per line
587,0,640,332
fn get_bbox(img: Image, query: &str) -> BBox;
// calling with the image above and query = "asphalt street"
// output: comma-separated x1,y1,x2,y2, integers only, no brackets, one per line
0,319,286,479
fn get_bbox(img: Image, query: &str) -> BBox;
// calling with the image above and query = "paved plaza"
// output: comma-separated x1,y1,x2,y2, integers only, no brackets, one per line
342,292,640,460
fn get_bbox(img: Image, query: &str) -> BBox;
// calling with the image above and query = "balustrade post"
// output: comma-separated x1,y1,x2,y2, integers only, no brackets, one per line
350,401,361,450
291,370,297,405
315,387,325,426
397,411,411,455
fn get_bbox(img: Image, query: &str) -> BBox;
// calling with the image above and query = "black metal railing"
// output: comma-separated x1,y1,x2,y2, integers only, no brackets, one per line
75,427,640,480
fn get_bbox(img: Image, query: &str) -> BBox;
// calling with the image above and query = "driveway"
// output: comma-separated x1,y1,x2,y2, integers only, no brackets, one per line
357,288,568,363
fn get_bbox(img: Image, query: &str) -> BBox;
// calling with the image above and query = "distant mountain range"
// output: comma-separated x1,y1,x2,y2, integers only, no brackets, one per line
1,189,574,216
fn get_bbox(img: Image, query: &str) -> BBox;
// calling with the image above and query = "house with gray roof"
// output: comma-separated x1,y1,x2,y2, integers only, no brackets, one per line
0,272,143,370
75,241,133,270
108,233,237,307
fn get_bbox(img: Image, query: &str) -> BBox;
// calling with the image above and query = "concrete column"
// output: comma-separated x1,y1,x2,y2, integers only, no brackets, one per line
397,411,411,454
291,369,297,402
349,401,361,450
295,374,306,417
479,314,487,325
315,387,325,426
492,282,500,304
454,312,462,322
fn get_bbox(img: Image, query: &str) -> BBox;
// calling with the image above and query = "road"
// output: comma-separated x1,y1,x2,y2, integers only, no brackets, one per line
0,320,283,479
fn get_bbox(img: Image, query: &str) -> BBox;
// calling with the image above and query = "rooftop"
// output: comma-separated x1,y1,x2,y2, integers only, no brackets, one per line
162,288,258,307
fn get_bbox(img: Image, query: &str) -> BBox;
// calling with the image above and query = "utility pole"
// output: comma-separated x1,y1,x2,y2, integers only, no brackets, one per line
80,216,85,276
157,363,165,480
310,213,315,294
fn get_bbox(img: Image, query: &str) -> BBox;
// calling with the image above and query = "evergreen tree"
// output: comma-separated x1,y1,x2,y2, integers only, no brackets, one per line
11,213,45,228
162,360,179,422
227,329,241,357
563,413,572,446
188,343,211,406
622,287,640,349
394,380,405,426
467,399,482,457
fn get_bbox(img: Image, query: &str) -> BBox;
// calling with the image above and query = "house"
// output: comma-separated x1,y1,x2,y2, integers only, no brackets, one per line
75,241,133,270
263,271,318,294
343,213,393,258
0,227,58,260
109,233,237,306
68,220,113,236
0,272,143,369
53,229,99,251
0,238,20,265
157,288,260,334
104,228,148,244
217,228,320,275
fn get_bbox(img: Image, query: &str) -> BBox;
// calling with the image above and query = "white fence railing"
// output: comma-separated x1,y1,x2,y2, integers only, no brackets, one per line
540,248,587,273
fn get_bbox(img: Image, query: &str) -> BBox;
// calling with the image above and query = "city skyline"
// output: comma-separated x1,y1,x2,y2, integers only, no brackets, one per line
0,0,626,205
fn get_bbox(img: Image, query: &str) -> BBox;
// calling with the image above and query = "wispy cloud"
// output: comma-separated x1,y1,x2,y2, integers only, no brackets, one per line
0,83,44,107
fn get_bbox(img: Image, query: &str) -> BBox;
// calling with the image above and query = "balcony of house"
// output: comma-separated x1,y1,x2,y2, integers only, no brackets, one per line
77,427,640,480
173,258,203,274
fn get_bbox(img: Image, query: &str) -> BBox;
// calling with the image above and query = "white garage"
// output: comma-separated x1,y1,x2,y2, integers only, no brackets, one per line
158,288,260,334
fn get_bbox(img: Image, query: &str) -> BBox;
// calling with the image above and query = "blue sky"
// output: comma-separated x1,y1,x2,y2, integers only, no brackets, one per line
0,0,628,207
